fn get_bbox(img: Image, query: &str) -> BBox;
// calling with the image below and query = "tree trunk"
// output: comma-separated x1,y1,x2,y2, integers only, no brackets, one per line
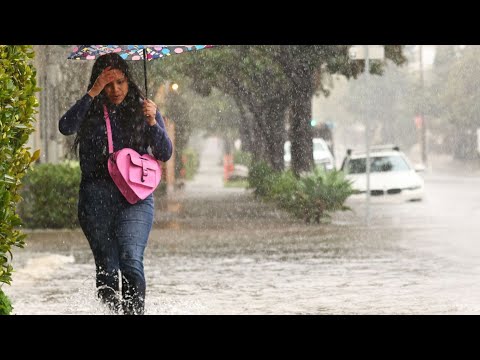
290,96,314,174
249,107,269,164
453,127,479,160
236,96,272,166
236,101,254,154
263,100,288,172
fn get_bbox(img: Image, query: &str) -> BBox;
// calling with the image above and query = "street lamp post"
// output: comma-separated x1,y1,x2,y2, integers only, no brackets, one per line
364,45,371,226
348,45,385,226
419,45,428,167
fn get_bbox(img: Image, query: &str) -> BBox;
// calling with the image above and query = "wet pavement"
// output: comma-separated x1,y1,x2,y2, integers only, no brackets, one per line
5,138,480,314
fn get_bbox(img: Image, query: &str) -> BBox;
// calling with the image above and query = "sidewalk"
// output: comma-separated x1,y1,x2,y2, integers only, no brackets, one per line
426,154,480,177
409,152,480,176
154,137,253,227
175,136,246,199
406,144,480,177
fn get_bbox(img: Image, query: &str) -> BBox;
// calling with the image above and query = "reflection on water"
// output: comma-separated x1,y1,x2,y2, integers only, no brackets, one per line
167,201,182,214
163,220,182,230
5,188,480,315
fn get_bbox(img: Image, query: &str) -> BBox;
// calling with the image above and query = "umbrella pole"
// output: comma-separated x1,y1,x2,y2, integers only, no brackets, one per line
143,48,148,98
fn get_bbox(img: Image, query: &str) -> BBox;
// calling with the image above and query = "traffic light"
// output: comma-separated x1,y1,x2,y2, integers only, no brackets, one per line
310,119,317,127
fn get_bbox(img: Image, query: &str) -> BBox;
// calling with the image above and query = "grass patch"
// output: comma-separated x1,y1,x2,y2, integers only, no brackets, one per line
224,179,249,188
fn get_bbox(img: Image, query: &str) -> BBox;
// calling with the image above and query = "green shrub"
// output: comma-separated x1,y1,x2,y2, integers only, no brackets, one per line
0,288,13,315
233,150,252,167
248,160,354,223
181,148,199,180
268,170,299,210
18,161,81,229
247,161,279,197
295,168,355,223
0,45,40,286
155,181,167,196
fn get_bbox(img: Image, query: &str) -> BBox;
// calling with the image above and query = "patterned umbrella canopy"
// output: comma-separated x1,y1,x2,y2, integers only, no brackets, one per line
68,45,214,96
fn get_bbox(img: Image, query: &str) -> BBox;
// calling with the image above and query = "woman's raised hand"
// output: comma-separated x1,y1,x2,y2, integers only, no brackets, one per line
88,67,121,98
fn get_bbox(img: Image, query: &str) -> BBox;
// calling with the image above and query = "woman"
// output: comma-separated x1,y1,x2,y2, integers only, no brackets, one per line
59,53,173,315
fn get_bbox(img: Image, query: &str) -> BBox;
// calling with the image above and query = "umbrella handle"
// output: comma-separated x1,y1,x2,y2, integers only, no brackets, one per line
143,48,148,99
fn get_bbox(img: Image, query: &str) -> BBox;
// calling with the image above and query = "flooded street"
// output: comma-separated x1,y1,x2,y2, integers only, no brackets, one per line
5,138,480,314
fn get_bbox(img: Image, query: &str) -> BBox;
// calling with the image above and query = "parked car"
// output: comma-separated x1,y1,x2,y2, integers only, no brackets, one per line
340,145,425,201
284,138,335,171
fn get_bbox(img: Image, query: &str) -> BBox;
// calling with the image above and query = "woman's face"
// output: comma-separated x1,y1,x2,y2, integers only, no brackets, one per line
104,69,129,105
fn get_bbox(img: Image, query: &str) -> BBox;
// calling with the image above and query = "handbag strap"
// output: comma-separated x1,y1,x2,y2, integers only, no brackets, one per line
103,105,114,155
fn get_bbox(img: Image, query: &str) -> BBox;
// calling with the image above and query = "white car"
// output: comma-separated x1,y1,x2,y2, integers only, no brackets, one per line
340,146,424,201
284,138,335,171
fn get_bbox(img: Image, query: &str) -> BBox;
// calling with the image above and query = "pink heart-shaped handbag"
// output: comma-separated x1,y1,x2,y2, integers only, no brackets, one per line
104,105,162,204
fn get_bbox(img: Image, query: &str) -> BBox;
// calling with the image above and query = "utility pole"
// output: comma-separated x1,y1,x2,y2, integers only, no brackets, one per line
419,45,428,167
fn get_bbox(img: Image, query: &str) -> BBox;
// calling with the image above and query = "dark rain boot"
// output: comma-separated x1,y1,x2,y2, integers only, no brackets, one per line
96,269,121,314
98,286,122,314
121,277,145,315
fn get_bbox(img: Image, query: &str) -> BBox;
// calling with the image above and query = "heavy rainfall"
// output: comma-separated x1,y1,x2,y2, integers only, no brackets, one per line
2,45,480,315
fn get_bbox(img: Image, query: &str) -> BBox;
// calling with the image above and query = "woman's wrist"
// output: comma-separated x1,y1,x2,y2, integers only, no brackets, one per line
146,118,157,126
88,85,102,98
87,89,97,98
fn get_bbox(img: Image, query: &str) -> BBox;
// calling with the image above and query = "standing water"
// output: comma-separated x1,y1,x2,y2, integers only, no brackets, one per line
5,137,480,314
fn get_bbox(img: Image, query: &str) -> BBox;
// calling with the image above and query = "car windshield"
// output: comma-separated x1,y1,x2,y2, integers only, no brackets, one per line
345,155,411,174
313,141,327,152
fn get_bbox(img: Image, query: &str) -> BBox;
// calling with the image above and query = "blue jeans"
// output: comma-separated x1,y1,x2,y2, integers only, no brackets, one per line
78,179,154,315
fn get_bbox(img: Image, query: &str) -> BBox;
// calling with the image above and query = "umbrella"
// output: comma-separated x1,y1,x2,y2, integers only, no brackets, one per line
68,45,214,97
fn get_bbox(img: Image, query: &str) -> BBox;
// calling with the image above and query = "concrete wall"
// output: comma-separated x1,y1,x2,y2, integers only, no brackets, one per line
30,45,91,164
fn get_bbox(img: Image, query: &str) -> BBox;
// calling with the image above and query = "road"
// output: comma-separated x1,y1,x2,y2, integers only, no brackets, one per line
5,138,480,314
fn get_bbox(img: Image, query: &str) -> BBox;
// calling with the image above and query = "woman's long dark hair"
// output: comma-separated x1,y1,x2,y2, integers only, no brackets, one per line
73,53,147,155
